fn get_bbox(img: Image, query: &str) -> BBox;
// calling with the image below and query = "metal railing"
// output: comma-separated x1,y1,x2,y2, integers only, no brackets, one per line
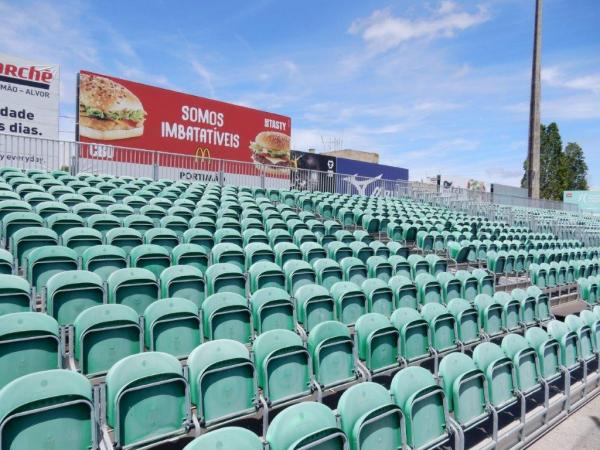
0,133,585,215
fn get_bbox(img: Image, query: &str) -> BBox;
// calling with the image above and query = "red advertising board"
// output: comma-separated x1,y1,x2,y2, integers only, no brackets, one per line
76,70,291,170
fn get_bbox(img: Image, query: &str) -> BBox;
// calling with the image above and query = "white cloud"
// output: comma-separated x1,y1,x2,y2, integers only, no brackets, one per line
542,66,600,93
190,60,216,97
349,3,490,54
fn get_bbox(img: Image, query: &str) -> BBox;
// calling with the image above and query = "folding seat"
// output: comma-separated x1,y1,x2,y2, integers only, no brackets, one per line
331,281,367,326
213,228,242,247
86,213,122,239
205,262,245,297
422,303,458,360
426,254,448,276
298,242,325,265
447,241,471,265
578,276,598,305
143,297,200,358
144,228,179,253
0,200,31,224
390,308,429,362
326,240,352,263
474,294,503,337
564,314,595,369
0,274,31,317
0,312,61,388
492,291,521,331
353,229,372,244
417,230,434,252
387,255,410,280
447,298,480,347
121,213,153,233
25,245,78,293
511,288,536,326
170,243,208,275
284,259,316,296
388,275,418,309
340,256,367,287
294,284,334,333
348,241,373,265
265,217,287,233
546,319,581,372
104,352,191,448
0,369,96,450
129,244,171,278
183,228,214,252
528,263,547,289
527,285,552,322
525,327,562,381
76,203,106,221
248,261,285,293
160,265,205,307
437,272,461,303
201,292,251,343
59,227,101,257
415,273,442,305
355,313,399,376
249,287,295,334
543,262,557,287
438,352,489,449
580,309,600,352
338,382,404,450
107,267,158,314
34,201,69,219
362,278,394,317
370,240,390,258
10,226,58,267
45,211,85,236
43,269,104,326
364,255,392,283
25,191,55,207
1,211,43,245
306,320,355,389
241,229,268,247
390,366,449,449
405,254,427,280
266,402,345,450
501,333,542,396
189,215,216,234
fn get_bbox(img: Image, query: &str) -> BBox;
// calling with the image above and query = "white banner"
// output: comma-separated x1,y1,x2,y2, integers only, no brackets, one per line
0,54,60,140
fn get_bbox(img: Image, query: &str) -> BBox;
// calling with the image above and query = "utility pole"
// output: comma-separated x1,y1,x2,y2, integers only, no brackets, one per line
527,0,542,199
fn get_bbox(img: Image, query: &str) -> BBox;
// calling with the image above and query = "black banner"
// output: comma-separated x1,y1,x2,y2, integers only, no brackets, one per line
290,150,337,192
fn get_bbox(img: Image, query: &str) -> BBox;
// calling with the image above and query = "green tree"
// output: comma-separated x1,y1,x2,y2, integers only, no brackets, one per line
521,122,588,200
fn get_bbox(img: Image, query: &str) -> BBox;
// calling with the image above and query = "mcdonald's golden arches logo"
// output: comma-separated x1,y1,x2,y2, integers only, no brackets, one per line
195,147,211,160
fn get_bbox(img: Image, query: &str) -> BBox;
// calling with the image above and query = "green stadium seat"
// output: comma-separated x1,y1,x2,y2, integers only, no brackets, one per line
61,227,103,256
0,369,96,450
300,242,326,265
244,242,275,269
250,287,295,334
437,272,462,303
307,320,355,388
211,242,245,271
86,213,122,237
1,211,43,245
73,304,142,376
123,214,155,232
0,312,60,388
0,274,30,316
546,320,580,371
338,382,404,450
10,226,58,267
349,241,374,264
143,297,200,358
274,242,302,267
81,245,127,281
248,261,285,293
474,294,503,337
284,259,316,296
34,201,69,219
355,313,399,374
493,291,522,331
214,228,243,247
527,286,552,322
387,275,417,309
171,243,208,274
295,284,335,332
144,227,179,252
201,292,251,343
25,245,78,293
525,327,561,380
447,298,480,346
183,427,262,450
105,352,191,448
501,333,541,395
415,272,442,305
205,262,245,296
107,267,158,314
185,228,215,250
455,270,479,302
160,265,205,307
313,258,343,291
362,278,394,316
511,288,536,326
422,303,458,358
580,310,600,351
327,241,353,263
331,281,367,326
129,244,170,278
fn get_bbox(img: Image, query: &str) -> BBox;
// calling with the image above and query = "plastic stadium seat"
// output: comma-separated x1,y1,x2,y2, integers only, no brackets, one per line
73,202,103,218
253,329,311,405
355,313,399,374
511,288,536,326
578,276,598,305
144,227,181,254
362,278,394,317
546,320,580,370
183,427,262,450
331,281,367,326
284,259,316,296
250,287,295,334
580,310,600,351
415,273,442,305
129,244,171,278
493,291,521,331
188,340,257,426
295,284,335,332
104,227,142,254
474,294,503,337
501,334,542,395
10,226,58,267
473,342,519,411
265,402,345,450
105,352,191,448
525,327,561,380
44,270,104,326
87,213,122,237
390,308,430,362
35,201,69,219
300,242,326,265
73,304,142,376
388,275,418,309
107,268,159,314
338,382,404,450
211,242,245,271
438,352,489,443
313,258,343,291
81,245,127,282
437,272,462,303
214,228,243,247
390,366,449,449
0,249,13,274
0,312,60,388
61,227,103,256
527,286,552,322
25,245,78,293
327,241,352,264
1,211,43,244
455,270,480,302
307,320,355,389
248,261,285,293
387,241,409,258
205,263,246,296
0,200,32,222
0,369,95,450
201,292,251,343
244,242,275,269
349,241,374,264
143,298,200,358
0,274,31,316
160,265,205,308
421,303,458,354
472,268,495,296
183,228,214,250
46,212,85,235
447,298,480,346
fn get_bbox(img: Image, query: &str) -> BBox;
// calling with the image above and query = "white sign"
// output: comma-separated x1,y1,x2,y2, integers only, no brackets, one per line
0,54,60,140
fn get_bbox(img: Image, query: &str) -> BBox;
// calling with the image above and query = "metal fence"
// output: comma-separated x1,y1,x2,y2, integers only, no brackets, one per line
0,132,582,214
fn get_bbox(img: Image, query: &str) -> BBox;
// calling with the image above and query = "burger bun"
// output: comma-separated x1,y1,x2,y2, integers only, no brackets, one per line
79,124,144,141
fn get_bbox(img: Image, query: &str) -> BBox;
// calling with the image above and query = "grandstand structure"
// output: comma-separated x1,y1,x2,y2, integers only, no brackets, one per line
0,135,600,450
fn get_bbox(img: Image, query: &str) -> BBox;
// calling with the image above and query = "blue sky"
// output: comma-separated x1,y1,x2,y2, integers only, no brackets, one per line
1,0,598,187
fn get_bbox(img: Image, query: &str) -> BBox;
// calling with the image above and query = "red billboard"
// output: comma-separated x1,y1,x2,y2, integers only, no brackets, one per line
76,70,291,171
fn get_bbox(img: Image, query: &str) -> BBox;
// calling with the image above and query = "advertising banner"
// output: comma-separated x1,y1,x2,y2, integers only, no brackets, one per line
335,157,409,196
564,191,600,214
0,54,60,168
290,150,337,192
76,71,292,177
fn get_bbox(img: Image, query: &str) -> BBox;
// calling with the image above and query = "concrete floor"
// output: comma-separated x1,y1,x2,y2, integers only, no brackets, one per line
528,394,600,450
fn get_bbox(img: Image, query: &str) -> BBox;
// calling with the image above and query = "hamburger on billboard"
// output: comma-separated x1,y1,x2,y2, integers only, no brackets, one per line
76,71,291,175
